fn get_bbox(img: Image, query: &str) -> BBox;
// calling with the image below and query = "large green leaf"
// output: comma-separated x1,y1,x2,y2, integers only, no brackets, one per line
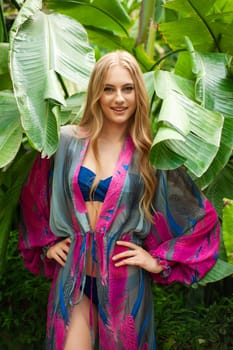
85,27,135,54
150,142,185,169
45,0,131,36
189,50,233,188
0,91,22,168
10,0,95,157
44,0,133,54
197,258,233,285
222,198,233,265
159,0,233,54
0,44,12,91
53,91,86,125
151,70,224,176
205,161,233,217
191,52,233,116
0,43,9,75
160,43,233,188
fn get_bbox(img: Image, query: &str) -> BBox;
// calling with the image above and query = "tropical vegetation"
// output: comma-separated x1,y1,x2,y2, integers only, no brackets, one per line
1,0,233,348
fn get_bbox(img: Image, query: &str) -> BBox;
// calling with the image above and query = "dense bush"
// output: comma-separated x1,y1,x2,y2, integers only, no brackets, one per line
0,231,50,349
154,283,233,350
1,230,233,350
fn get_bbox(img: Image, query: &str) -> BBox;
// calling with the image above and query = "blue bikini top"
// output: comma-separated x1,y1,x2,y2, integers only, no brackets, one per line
78,166,112,202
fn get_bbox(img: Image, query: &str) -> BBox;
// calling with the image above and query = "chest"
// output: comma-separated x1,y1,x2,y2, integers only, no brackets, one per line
82,141,123,179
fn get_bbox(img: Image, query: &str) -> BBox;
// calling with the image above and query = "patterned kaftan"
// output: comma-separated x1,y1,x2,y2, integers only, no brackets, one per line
19,125,220,350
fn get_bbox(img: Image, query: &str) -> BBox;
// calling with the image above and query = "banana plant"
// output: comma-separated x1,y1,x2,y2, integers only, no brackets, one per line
149,44,233,188
0,0,134,273
0,0,96,273
1,0,233,283
10,0,95,157
158,0,233,55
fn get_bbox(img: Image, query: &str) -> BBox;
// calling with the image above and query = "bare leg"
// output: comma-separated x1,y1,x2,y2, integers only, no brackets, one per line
64,294,98,350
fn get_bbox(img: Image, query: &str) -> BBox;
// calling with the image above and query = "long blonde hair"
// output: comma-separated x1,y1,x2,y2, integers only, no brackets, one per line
78,50,157,221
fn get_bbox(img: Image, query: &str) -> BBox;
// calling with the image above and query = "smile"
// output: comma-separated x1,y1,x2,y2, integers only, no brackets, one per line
111,107,127,111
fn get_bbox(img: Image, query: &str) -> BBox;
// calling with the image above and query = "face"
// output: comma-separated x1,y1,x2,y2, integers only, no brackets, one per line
99,65,136,128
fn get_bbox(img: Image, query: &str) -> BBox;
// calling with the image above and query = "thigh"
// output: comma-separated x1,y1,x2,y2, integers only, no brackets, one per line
64,294,98,350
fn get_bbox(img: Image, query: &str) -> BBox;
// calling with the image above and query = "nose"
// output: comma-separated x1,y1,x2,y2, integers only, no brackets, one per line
115,89,124,103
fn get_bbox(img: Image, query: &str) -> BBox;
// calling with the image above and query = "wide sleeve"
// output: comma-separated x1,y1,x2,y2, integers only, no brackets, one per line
18,153,58,277
144,168,220,285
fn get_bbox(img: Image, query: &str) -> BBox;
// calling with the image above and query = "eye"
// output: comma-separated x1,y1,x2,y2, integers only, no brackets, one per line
123,85,134,93
103,86,114,93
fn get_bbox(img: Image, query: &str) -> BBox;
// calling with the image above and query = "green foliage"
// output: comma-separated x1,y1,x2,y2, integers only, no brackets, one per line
0,91,22,168
0,231,50,349
150,68,224,177
205,161,233,217
45,0,131,35
222,198,233,264
1,230,233,349
149,39,233,190
10,0,95,157
0,148,36,273
0,0,232,323
197,258,233,285
159,0,233,54
154,283,233,350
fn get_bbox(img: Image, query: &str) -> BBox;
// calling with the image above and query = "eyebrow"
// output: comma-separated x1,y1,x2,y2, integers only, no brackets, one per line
104,83,134,87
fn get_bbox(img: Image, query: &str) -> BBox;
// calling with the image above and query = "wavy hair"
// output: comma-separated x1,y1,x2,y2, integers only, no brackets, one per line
78,50,157,221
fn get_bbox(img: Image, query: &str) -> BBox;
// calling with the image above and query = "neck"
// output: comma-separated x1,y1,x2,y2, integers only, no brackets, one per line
99,123,129,144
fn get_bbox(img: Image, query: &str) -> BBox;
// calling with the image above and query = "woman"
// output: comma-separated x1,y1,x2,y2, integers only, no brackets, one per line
19,51,220,350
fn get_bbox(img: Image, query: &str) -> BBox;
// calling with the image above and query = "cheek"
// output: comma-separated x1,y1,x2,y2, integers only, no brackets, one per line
99,96,104,109
129,94,136,110
99,95,109,110
130,90,136,104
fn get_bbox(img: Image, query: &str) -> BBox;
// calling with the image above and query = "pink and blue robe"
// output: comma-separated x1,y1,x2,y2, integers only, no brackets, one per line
19,125,220,350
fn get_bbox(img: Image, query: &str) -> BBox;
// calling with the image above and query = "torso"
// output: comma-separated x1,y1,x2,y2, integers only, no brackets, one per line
81,133,126,275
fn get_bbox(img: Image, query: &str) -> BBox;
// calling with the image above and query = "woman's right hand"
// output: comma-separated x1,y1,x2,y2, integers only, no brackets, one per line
47,237,71,267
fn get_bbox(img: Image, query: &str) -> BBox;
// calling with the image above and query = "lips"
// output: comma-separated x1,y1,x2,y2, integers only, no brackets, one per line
111,107,127,112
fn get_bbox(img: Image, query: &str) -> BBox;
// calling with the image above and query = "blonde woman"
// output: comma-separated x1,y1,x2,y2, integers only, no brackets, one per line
19,51,220,350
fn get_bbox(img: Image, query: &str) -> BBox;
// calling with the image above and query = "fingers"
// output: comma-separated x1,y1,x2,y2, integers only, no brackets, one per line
116,240,138,249
112,240,164,273
53,252,66,267
113,256,137,268
112,241,142,261
112,241,141,268
112,249,137,261
47,237,71,266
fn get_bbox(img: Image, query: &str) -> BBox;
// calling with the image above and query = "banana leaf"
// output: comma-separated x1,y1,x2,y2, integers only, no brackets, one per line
0,43,9,75
84,27,135,54
222,198,233,264
159,0,233,55
44,0,135,55
44,0,131,36
0,91,22,168
10,0,95,157
188,50,233,188
53,91,86,125
197,258,233,286
151,70,223,177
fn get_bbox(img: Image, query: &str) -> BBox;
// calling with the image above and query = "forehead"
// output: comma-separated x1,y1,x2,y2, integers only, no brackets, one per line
104,65,133,84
